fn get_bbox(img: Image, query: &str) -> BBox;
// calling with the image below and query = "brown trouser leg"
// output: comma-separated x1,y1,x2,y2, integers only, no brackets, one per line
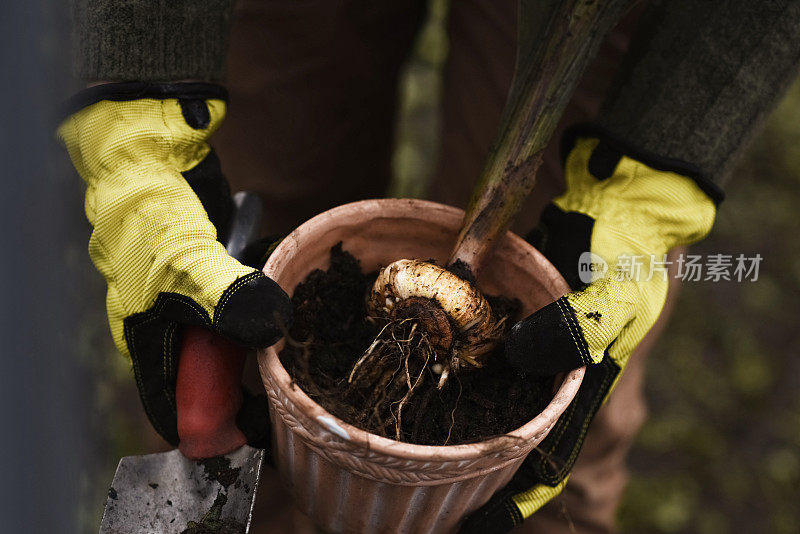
217,2,426,532
520,250,683,533
430,3,660,532
427,0,641,231
218,1,670,532
216,0,427,236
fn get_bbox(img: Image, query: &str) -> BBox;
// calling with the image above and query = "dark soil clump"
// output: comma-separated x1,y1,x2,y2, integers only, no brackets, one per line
279,243,554,445
181,492,245,534
198,456,240,489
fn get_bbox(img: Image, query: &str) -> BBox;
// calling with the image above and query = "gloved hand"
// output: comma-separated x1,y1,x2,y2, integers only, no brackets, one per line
461,126,721,532
58,82,292,447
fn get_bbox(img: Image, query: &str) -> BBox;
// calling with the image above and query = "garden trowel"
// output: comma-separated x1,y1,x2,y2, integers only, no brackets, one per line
99,192,266,534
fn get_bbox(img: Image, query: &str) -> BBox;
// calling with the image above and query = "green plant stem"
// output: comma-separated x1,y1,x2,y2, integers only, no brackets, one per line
449,0,630,274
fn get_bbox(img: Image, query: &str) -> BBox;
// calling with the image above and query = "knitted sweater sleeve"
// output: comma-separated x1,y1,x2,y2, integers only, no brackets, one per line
72,0,234,82
597,0,800,186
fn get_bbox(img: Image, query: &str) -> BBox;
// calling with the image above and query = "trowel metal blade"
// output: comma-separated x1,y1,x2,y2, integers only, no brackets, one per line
99,445,263,534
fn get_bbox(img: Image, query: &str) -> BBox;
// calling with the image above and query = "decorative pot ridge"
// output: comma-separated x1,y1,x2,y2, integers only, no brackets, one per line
263,364,583,486
259,198,585,532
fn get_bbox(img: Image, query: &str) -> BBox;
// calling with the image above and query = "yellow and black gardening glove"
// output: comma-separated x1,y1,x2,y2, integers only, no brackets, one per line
58,83,292,446
460,126,722,532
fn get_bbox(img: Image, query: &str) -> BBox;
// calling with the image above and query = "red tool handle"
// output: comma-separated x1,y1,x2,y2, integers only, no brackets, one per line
176,325,248,459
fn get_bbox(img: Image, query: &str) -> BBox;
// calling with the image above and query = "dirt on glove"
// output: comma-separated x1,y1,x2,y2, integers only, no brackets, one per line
279,243,554,446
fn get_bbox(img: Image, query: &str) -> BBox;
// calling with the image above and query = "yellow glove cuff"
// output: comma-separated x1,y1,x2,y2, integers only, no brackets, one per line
512,478,569,519
556,137,716,256
553,137,717,368
58,95,254,357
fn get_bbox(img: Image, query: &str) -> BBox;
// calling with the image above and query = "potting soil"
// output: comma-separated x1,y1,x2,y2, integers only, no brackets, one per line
279,243,554,446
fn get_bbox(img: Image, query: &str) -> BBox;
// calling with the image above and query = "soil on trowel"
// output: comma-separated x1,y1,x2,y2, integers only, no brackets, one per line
198,456,240,489
181,492,245,534
279,243,554,446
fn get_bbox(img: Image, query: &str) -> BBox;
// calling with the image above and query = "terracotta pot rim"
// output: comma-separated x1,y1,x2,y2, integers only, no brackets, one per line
261,198,585,464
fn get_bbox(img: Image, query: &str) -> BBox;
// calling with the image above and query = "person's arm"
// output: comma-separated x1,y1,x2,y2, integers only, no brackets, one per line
597,0,800,188
59,1,289,454
462,1,800,531
73,0,233,82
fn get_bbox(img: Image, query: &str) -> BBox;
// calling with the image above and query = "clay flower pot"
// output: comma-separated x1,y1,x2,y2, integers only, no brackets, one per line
259,199,585,533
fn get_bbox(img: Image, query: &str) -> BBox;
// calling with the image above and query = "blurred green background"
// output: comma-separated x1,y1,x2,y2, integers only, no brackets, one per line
616,88,800,534
76,1,799,532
